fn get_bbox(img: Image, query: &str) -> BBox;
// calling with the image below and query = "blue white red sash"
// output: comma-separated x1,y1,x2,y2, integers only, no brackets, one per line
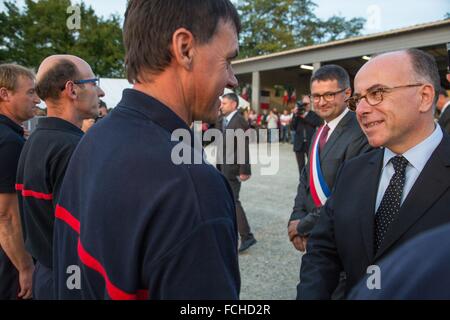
309,125,331,207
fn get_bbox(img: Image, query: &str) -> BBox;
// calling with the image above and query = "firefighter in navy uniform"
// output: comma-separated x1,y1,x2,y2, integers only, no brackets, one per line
16,56,104,299
53,0,242,299
0,64,37,299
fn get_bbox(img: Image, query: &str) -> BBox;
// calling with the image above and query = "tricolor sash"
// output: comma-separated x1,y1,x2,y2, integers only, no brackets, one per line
309,125,331,207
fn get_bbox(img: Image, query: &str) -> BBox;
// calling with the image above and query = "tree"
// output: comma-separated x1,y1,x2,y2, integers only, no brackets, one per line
0,0,125,77
236,0,366,58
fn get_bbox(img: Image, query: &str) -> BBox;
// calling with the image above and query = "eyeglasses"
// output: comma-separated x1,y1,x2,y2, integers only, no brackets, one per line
310,88,347,104
345,83,423,111
60,78,100,91
74,78,100,86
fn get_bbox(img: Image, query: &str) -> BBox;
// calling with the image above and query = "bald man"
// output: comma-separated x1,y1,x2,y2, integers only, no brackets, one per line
16,55,104,299
297,49,450,299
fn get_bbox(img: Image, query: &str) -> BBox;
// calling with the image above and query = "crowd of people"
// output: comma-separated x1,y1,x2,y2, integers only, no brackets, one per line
0,0,449,301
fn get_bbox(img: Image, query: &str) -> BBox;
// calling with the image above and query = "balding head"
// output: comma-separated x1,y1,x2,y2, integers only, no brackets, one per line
36,55,95,101
353,49,437,154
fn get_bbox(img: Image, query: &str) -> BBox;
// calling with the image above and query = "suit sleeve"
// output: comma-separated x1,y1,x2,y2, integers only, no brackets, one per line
344,131,372,161
238,117,251,175
438,113,450,135
297,193,343,299
289,166,309,222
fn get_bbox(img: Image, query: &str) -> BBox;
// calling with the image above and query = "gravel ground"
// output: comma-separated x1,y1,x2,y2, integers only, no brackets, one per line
206,142,304,300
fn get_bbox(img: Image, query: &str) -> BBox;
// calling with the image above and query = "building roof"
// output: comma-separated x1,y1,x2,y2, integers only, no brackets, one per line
233,19,450,65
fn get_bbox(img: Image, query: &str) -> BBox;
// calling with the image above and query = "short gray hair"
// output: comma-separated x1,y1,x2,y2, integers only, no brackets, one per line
406,48,441,105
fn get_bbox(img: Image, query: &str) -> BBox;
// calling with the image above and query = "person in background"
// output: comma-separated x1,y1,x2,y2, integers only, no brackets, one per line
0,63,37,300
290,95,322,175
436,88,450,134
16,55,104,299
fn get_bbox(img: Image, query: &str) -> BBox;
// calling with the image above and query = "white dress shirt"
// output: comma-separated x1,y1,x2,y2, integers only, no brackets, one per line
375,125,443,212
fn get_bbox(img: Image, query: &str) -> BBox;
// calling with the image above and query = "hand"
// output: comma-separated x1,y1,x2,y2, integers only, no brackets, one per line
292,235,308,252
239,174,251,182
288,220,300,241
17,264,34,299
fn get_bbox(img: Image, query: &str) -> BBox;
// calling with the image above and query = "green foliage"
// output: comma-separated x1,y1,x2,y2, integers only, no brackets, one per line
0,0,125,77
236,0,366,58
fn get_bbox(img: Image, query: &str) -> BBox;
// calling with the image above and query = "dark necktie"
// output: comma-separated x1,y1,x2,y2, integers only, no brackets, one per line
374,155,409,252
319,124,330,153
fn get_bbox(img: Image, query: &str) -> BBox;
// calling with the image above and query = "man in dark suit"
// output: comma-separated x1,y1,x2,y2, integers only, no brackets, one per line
217,92,256,253
288,65,371,252
298,48,450,299
437,88,450,134
291,95,323,175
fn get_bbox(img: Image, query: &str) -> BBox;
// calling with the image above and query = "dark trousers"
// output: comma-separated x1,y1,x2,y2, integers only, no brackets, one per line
0,247,19,299
227,176,253,241
295,151,306,175
32,261,54,300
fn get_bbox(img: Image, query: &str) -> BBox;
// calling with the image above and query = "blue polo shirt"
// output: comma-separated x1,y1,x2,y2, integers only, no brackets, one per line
0,114,25,193
54,89,240,300
0,114,25,299
16,117,84,269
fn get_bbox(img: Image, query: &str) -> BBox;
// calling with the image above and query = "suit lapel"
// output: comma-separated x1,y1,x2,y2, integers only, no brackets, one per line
320,112,354,160
226,111,239,129
375,136,450,260
358,150,384,262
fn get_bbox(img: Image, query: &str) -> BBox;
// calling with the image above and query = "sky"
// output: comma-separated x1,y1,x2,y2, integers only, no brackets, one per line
1,0,449,35
70,0,449,34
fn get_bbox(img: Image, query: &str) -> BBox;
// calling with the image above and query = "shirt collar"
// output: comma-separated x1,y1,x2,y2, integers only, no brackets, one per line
383,125,443,172
116,89,190,134
225,110,238,123
36,117,84,136
0,114,24,136
325,108,349,131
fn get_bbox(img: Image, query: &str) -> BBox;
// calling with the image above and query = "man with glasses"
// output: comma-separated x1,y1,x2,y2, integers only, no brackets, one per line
288,64,371,299
298,49,450,299
288,65,371,251
16,55,104,299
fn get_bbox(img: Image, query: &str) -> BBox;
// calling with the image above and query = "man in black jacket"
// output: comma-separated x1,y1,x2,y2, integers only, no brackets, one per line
217,92,256,253
291,95,323,175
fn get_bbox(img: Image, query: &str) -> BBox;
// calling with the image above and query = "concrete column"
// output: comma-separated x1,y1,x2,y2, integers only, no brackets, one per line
251,71,260,113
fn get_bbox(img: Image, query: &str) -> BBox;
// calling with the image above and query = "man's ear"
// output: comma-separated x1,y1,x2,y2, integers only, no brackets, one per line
62,81,77,100
0,87,10,102
418,84,435,113
344,87,352,98
171,28,195,71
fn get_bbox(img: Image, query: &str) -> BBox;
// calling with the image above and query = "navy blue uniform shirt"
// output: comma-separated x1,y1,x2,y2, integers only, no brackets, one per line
0,114,25,299
54,89,240,300
16,117,83,269
0,114,25,193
